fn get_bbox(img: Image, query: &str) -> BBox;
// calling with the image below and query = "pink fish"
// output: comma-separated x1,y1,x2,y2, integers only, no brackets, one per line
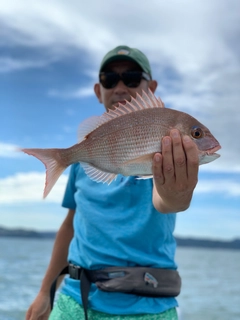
21,90,221,198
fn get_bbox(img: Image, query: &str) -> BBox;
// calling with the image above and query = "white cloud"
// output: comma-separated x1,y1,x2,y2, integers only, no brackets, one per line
1,1,239,68
0,171,239,207
48,86,94,99
0,57,52,73
175,205,240,240
195,178,240,197
0,172,68,203
0,142,21,158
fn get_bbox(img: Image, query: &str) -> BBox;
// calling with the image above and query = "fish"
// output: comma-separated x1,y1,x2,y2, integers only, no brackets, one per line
21,89,221,198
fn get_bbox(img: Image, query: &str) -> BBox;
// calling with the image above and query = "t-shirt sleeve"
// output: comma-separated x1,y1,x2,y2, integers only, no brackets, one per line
62,164,77,210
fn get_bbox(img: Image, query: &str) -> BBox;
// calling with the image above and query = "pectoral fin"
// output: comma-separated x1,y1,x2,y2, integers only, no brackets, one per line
123,153,156,165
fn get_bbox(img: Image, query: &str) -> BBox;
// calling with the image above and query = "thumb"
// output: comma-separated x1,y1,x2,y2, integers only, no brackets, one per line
25,308,32,320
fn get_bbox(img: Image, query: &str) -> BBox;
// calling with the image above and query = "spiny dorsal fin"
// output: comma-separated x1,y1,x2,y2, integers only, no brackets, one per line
78,89,164,142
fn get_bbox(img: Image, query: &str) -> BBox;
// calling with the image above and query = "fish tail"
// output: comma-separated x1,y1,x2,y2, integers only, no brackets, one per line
21,148,67,198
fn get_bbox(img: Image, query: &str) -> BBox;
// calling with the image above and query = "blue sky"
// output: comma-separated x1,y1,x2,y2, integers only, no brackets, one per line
0,0,239,240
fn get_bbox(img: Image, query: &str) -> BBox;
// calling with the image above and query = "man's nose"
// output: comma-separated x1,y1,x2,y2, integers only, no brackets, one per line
113,80,128,94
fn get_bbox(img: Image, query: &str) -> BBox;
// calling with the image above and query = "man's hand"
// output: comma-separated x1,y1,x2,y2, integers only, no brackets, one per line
25,291,51,320
152,129,199,213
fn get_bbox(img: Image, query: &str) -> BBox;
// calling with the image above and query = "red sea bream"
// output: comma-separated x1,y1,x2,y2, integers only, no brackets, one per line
22,90,221,198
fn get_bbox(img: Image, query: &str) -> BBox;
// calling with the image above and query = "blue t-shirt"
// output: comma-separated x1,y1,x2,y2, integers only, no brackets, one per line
61,163,178,314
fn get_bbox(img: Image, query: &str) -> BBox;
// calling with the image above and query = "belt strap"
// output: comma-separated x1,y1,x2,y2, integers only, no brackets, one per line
50,266,69,309
80,268,91,320
50,265,90,320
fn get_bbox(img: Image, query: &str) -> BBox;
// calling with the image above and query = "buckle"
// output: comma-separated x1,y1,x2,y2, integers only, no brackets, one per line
69,263,82,279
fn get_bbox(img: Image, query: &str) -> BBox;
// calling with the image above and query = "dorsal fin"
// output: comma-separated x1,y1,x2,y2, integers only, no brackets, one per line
78,116,105,142
78,89,164,142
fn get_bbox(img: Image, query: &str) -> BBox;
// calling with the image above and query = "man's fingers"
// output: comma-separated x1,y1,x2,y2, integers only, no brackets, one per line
152,153,164,185
170,129,187,183
161,136,174,183
182,135,199,183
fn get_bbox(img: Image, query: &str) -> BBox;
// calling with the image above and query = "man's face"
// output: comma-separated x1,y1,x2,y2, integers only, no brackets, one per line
94,60,157,111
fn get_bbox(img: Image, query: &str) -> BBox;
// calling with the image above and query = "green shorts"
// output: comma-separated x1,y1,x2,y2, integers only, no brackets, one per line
49,293,178,320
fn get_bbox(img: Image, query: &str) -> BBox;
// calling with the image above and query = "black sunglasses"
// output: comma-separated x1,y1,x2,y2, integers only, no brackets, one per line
99,71,151,89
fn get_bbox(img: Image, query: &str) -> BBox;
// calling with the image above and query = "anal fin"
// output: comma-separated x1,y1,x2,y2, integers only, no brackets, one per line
81,162,117,184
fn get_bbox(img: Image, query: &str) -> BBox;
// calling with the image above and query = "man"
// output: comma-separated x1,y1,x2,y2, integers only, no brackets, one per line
26,46,199,320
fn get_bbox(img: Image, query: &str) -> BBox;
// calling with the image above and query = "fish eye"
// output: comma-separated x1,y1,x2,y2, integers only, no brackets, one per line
191,126,203,139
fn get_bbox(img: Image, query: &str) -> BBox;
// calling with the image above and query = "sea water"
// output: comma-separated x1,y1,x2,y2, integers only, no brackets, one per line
0,237,239,320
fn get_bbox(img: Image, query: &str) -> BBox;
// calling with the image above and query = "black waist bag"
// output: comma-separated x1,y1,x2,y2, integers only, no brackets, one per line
87,266,181,297
50,265,181,320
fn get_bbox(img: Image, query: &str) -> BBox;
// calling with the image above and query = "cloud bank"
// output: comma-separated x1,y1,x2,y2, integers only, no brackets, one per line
1,0,239,171
0,142,21,158
0,171,239,205
0,172,68,203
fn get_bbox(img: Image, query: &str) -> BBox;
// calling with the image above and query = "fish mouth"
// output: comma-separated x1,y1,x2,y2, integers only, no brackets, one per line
206,145,221,156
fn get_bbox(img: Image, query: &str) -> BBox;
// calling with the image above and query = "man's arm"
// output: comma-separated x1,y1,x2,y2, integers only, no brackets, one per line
152,129,199,213
39,208,75,292
26,209,75,320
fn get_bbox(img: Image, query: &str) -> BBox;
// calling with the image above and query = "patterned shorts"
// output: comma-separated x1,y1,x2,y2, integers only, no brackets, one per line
49,293,178,320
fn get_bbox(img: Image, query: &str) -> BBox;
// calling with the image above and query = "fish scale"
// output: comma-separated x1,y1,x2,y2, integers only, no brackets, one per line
79,109,165,163
21,89,221,198
79,124,156,172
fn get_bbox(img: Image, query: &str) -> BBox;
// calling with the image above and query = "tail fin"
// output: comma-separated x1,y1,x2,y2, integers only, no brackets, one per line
21,148,67,198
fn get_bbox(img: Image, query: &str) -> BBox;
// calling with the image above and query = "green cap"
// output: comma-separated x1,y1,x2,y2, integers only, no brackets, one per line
99,45,152,78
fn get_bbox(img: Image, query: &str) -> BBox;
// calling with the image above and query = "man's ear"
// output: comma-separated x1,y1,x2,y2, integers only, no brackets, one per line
94,83,103,103
148,80,158,93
